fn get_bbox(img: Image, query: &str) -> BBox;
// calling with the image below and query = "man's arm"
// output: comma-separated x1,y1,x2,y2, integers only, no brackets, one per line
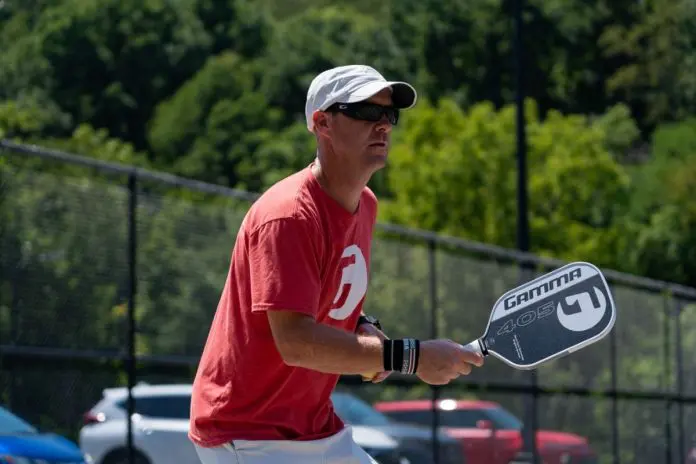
267,311,384,374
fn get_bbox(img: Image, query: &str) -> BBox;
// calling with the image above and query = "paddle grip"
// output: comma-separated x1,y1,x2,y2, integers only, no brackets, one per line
463,339,486,356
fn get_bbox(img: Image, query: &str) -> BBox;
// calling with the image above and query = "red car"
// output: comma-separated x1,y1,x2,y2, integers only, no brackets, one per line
373,399,598,464
687,445,696,463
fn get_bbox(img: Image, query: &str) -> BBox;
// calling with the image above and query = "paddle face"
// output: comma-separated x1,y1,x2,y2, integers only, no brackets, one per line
480,262,616,370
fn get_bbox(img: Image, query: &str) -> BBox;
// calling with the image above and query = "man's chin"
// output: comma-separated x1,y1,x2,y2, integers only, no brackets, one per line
367,146,389,160
368,152,388,167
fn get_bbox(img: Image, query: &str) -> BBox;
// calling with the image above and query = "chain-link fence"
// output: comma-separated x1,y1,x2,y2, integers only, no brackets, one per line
2,139,696,464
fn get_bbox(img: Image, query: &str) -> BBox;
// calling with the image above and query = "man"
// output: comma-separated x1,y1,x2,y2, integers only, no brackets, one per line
189,64,484,464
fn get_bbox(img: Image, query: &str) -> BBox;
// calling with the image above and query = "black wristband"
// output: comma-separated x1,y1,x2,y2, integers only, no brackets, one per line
383,339,392,371
382,339,420,374
393,340,404,372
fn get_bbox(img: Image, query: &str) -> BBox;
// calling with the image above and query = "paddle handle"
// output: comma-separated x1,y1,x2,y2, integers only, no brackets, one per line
463,338,486,356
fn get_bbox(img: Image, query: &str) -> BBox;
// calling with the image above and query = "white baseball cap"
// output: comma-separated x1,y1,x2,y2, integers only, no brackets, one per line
305,64,418,132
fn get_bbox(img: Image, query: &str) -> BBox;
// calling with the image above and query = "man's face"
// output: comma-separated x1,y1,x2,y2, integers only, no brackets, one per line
315,88,396,174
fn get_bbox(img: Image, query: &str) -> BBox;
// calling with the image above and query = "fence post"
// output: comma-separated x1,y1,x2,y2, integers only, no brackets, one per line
675,296,684,464
512,0,536,458
664,288,672,464
127,173,138,464
517,264,539,464
530,365,539,464
428,239,440,464
8,265,21,410
609,298,619,464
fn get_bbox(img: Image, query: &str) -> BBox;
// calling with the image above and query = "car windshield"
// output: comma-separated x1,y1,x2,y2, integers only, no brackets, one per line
383,406,523,430
117,395,191,420
484,407,523,430
331,392,392,427
0,407,38,434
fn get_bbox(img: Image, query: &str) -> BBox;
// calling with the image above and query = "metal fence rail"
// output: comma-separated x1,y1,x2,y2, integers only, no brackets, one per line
2,139,695,464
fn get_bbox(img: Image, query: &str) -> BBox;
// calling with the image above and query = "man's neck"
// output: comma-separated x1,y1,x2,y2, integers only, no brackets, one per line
311,156,366,214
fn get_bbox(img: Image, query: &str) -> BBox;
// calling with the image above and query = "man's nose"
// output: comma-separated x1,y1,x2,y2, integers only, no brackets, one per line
375,115,393,132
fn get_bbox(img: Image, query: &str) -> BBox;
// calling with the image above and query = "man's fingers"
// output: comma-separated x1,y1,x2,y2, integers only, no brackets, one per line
458,364,472,376
457,345,485,367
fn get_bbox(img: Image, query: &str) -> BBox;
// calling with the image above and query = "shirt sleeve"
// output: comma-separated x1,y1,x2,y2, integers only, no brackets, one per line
247,217,322,318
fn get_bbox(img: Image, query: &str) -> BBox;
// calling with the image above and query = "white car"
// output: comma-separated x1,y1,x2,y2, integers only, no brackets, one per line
78,383,409,464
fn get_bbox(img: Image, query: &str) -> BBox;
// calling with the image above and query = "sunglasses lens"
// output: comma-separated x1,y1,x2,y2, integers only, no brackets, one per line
355,106,383,121
355,105,399,125
331,103,399,125
388,109,399,125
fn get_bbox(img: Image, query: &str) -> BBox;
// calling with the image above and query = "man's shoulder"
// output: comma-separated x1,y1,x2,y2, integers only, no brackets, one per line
243,166,319,233
361,185,379,218
362,185,378,204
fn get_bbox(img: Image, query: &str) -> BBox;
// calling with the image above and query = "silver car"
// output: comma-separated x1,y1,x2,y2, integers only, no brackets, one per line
78,384,422,464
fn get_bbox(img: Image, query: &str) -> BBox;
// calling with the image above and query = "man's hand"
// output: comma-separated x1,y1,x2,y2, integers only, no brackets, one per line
416,339,484,385
356,323,391,383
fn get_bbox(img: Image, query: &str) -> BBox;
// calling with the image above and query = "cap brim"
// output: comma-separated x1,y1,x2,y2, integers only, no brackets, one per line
345,80,418,109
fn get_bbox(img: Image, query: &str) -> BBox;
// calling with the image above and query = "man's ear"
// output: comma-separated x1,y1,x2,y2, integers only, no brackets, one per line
312,111,331,135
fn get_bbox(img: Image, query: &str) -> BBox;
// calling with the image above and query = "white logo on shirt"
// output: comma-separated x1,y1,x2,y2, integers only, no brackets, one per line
328,245,368,321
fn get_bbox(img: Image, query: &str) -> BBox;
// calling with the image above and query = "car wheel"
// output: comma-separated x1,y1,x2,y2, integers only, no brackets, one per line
102,448,150,464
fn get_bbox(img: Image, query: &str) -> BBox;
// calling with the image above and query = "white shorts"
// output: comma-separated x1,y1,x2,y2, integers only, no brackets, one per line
193,426,379,464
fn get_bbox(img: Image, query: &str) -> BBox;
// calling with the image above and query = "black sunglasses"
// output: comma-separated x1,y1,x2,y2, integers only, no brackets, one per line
326,102,399,125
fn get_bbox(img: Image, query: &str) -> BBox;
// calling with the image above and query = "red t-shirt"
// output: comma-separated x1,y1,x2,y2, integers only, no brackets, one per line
188,162,378,447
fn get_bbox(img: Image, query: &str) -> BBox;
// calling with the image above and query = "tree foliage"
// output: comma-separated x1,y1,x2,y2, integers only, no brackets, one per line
381,98,633,267
148,52,282,189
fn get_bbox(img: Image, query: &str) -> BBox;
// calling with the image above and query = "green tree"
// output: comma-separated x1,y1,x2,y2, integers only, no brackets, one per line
0,167,130,351
388,0,641,119
0,5,70,138
2,123,152,186
626,155,696,286
260,0,390,20
135,192,249,356
259,6,410,126
381,97,634,267
148,52,283,190
192,0,272,58
0,99,69,139
650,117,696,161
29,0,212,150
251,121,316,191
601,0,696,128
617,118,696,285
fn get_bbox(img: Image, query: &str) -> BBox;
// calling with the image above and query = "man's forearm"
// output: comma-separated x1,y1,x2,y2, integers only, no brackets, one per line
272,315,384,374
